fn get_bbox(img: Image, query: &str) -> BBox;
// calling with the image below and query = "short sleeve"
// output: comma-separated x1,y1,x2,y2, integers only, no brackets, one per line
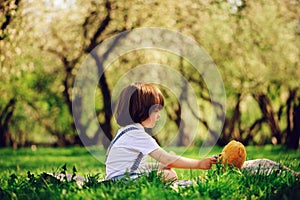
127,132,160,155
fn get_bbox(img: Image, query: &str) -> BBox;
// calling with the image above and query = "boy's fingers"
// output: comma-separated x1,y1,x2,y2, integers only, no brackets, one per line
210,157,217,164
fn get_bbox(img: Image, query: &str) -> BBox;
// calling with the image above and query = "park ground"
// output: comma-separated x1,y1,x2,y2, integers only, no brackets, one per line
0,145,299,199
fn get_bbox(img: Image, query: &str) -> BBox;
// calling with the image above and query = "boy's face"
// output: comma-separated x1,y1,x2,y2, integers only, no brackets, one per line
141,109,161,128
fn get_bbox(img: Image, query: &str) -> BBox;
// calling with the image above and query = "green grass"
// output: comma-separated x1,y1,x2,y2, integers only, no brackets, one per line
0,145,299,199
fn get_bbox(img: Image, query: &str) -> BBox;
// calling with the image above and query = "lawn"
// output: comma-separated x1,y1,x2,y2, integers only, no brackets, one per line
0,145,299,199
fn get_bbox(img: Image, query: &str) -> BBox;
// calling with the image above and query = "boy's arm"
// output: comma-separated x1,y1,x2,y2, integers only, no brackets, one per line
149,147,216,170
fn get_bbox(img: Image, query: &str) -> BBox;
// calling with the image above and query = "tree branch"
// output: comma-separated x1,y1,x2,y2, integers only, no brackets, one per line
84,0,112,53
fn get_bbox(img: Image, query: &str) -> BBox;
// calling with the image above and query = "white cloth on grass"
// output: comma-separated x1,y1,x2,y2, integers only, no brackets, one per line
105,123,160,180
242,158,300,178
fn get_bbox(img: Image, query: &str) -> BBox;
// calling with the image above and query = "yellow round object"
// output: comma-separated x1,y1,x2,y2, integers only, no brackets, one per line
219,140,246,168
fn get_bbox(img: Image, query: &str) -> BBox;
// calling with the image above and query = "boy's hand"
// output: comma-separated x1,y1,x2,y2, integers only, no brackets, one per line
199,157,217,170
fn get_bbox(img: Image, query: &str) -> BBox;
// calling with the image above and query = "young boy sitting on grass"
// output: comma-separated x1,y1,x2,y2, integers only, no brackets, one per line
105,82,217,181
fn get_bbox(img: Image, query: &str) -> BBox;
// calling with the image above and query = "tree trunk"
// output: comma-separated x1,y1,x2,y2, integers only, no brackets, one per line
253,93,282,144
0,98,16,147
286,88,300,149
90,30,130,148
244,117,265,145
72,95,96,146
176,102,186,146
90,51,113,149
176,79,189,146
286,100,300,149
228,93,242,140
218,93,242,145
286,89,297,136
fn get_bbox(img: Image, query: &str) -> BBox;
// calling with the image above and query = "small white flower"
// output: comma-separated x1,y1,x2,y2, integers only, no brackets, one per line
227,0,235,5
236,0,243,7
231,5,238,14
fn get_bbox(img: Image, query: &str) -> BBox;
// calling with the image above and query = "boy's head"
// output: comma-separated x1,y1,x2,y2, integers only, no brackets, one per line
114,82,164,126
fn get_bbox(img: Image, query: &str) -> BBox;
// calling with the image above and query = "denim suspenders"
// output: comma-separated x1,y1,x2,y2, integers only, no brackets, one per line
106,127,142,173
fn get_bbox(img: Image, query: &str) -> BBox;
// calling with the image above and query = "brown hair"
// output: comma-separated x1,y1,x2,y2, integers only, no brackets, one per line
114,82,164,126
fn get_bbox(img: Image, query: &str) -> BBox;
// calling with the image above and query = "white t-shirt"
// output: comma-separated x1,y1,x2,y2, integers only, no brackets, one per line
105,123,160,180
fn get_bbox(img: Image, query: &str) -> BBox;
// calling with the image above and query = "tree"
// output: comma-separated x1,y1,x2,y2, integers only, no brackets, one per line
0,0,21,147
203,0,300,147
0,98,16,147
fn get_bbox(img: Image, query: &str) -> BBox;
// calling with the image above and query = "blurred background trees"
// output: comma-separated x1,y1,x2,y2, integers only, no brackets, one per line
0,0,299,149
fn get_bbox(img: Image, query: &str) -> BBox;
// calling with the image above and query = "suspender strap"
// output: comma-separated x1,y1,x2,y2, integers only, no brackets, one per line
130,152,143,171
106,127,138,161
